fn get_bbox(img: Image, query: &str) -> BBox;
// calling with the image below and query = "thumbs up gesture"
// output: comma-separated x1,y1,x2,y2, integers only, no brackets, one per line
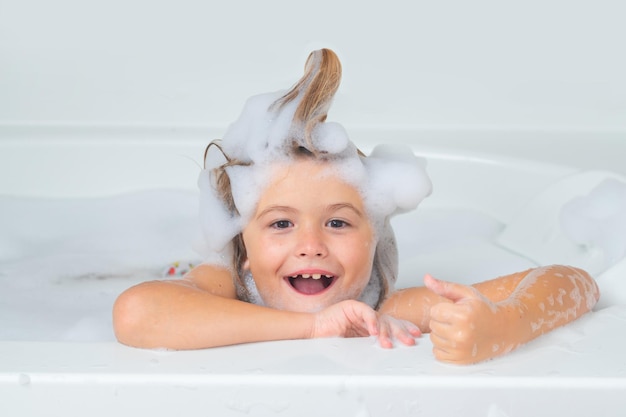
424,274,513,364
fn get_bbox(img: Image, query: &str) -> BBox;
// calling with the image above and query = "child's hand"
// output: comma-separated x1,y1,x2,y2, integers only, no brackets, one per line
424,274,507,364
312,300,421,348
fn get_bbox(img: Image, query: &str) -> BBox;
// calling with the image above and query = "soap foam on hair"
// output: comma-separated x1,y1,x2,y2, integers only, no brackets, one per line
196,50,433,287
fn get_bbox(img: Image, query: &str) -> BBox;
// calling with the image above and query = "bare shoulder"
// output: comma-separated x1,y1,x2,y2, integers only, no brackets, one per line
183,263,237,299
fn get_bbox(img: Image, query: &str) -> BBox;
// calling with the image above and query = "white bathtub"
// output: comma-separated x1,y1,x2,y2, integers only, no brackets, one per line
3,0,626,413
1,127,626,416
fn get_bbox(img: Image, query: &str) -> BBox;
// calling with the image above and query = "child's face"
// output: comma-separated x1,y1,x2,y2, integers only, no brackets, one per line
241,159,376,312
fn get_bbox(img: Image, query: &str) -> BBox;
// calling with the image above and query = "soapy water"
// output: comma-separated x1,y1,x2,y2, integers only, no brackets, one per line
0,189,517,342
1,174,625,342
561,178,626,267
0,191,200,341
2,48,626,342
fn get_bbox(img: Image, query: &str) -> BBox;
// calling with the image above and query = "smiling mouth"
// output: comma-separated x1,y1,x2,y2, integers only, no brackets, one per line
287,274,335,295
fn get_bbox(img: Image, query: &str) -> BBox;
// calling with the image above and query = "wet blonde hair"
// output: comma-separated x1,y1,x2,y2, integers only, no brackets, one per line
205,49,397,309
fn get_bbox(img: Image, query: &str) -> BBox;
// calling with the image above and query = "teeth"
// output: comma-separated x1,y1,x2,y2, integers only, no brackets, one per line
290,274,333,279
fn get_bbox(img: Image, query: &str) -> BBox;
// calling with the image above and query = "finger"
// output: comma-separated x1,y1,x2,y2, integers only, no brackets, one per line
379,317,420,347
424,274,480,303
361,307,380,337
396,319,422,338
428,318,452,337
429,331,448,347
347,301,380,337
430,336,454,362
378,320,393,349
432,347,465,364
429,302,465,326
430,332,458,361
405,321,422,337
391,321,418,346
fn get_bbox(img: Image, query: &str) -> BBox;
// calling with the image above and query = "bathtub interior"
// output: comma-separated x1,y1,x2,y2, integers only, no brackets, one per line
2,133,626,415
1,133,621,342
2,134,626,337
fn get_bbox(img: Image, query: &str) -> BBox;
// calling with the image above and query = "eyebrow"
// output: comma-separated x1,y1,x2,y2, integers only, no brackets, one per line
326,203,365,218
255,205,297,220
255,203,365,220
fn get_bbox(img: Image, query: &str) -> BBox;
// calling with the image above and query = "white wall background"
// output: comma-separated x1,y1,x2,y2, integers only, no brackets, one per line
1,0,625,198
1,0,625,131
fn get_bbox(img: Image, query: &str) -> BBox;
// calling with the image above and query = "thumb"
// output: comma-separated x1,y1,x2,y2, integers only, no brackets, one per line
424,274,480,303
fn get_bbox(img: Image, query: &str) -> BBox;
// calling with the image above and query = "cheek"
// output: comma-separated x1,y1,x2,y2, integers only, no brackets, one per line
243,230,278,261
244,235,290,276
359,240,377,282
360,234,377,258
359,241,376,267
340,236,376,273
246,229,287,252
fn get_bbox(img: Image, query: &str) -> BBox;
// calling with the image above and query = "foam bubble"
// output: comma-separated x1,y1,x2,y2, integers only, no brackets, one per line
361,144,432,219
197,170,241,265
220,91,306,166
197,52,433,288
561,178,626,267
311,122,350,154
226,163,273,223
221,92,282,164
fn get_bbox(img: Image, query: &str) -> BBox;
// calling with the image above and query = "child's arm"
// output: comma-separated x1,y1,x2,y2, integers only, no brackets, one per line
380,265,600,364
113,264,419,349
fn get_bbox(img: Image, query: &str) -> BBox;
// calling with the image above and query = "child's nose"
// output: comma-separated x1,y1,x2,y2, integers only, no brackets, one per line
296,226,328,258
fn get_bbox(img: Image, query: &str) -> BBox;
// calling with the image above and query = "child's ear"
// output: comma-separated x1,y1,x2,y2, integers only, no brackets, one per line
242,258,250,271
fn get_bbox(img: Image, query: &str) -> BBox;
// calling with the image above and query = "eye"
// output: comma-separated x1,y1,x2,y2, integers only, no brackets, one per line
271,220,293,229
327,219,349,228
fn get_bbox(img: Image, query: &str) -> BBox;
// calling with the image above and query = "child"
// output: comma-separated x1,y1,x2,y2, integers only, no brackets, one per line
113,49,599,364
